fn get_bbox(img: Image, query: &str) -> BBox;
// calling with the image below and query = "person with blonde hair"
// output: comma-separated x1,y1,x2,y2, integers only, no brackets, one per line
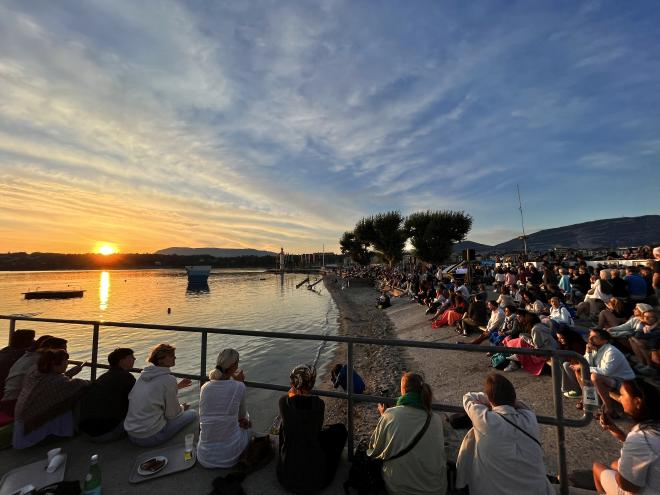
124,343,196,447
197,348,252,468
368,372,447,494
576,269,613,318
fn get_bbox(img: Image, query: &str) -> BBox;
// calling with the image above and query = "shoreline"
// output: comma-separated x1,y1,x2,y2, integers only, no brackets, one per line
322,276,621,475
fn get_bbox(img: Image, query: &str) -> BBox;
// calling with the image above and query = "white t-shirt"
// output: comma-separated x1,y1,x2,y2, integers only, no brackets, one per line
197,379,251,468
618,425,660,494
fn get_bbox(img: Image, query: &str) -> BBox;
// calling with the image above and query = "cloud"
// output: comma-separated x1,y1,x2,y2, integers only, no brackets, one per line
0,0,659,252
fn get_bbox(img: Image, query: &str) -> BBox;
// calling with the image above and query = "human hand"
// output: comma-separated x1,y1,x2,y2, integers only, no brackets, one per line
377,403,388,416
238,417,251,429
233,369,245,382
66,363,85,377
182,403,190,411
569,363,580,371
177,378,193,389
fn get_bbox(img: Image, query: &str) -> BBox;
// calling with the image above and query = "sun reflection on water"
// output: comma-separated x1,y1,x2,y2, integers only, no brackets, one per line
99,271,110,311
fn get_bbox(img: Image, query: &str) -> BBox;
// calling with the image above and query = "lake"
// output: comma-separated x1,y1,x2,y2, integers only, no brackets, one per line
0,269,339,430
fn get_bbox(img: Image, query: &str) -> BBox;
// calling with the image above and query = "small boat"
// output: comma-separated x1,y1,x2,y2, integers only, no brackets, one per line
185,265,212,283
23,289,85,300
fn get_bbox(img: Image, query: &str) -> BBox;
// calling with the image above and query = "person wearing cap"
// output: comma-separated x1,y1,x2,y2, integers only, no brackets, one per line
197,349,252,468
0,329,35,400
124,343,196,447
277,364,347,493
607,303,653,339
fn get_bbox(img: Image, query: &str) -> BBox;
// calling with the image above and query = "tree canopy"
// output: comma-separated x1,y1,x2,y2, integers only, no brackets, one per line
404,210,472,264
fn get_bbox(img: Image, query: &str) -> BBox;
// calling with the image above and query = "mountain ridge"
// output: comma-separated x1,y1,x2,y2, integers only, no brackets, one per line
155,247,277,257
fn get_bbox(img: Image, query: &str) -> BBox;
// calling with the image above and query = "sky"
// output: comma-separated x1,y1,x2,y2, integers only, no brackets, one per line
0,0,659,254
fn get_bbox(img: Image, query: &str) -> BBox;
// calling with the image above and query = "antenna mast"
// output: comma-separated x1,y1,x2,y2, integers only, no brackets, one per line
516,184,528,256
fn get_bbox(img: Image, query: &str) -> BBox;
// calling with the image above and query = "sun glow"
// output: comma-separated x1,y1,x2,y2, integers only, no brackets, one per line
97,244,117,255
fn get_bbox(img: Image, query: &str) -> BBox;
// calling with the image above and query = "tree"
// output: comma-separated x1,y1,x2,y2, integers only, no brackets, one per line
357,211,407,267
339,231,370,266
404,210,472,264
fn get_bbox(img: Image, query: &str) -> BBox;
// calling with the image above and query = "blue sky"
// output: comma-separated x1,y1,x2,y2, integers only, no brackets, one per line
0,0,658,253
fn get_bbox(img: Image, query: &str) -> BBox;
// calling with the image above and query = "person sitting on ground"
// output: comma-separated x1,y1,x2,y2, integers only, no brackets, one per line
376,292,391,309
431,294,467,329
79,348,136,442
624,266,648,301
598,297,629,330
563,329,635,417
639,265,655,299
123,343,196,447
368,372,447,495
456,294,489,336
277,364,347,494
558,268,572,299
0,330,35,400
593,379,660,495
607,303,652,339
509,284,523,306
456,373,554,495
576,270,613,319
454,280,470,301
493,268,506,291
540,296,574,332
330,363,366,394
609,269,629,299
653,246,660,302
0,336,78,418
197,349,254,468
628,311,660,376
466,300,505,345
499,306,524,343
496,286,515,308
502,313,557,374
504,269,517,288
425,287,447,315
13,349,89,449
521,290,546,314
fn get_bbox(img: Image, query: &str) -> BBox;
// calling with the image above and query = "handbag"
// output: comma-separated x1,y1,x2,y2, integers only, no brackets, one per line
490,353,508,370
344,412,432,494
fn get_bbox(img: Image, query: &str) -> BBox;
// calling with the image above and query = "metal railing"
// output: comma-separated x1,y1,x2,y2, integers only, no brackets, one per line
2,314,594,495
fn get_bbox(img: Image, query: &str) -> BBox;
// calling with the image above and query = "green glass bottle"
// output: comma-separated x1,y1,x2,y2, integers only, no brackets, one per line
83,454,102,495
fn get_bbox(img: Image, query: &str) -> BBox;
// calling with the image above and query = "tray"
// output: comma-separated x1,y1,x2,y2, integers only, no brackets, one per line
129,445,196,484
0,454,67,495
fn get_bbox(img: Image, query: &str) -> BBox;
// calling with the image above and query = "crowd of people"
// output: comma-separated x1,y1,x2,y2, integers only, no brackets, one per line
0,246,658,494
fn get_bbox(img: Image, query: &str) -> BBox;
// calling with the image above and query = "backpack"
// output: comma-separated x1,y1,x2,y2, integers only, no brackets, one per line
343,447,385,495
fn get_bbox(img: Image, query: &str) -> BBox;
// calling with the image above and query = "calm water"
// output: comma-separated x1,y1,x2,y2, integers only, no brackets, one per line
0,269,339,430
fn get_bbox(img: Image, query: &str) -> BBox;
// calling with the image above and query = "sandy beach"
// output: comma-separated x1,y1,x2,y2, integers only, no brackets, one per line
323,276,623,477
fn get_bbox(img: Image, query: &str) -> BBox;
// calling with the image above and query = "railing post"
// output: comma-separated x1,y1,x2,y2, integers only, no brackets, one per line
8,318,16,345
200,330,208,385
551,356,568,495
347,341,354,460
90,323,100,382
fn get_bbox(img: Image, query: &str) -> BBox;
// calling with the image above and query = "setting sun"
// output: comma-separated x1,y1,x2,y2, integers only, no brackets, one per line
98,244,117,256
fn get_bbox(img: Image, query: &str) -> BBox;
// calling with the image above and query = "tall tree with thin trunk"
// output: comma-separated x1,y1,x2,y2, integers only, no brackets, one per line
339,231,370,266
404,210,472,264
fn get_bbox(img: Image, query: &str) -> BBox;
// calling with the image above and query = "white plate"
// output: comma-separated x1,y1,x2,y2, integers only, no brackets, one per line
137,456,168,476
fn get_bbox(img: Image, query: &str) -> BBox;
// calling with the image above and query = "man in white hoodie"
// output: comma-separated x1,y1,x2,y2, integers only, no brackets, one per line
124,344,197,447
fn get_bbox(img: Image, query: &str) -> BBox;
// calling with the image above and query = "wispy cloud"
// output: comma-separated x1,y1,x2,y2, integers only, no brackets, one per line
0,0,658,253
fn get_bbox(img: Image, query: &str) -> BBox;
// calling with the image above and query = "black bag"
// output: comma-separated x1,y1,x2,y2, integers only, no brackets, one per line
35,481,81,495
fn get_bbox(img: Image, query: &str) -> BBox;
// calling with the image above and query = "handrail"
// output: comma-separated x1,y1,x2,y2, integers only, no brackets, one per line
2,314,593,495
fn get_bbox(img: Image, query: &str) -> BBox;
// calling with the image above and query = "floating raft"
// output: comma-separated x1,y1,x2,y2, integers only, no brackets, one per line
23,290,85,300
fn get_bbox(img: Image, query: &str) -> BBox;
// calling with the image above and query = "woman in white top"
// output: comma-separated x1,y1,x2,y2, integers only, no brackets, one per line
456,373,553,495
577,270,613,318
594,378,660,494
541,297,574,331
197,349,252,468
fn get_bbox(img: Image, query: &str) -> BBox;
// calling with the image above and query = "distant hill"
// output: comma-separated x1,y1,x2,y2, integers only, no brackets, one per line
453,240,495,253
155,247,277,257
456,215,660,253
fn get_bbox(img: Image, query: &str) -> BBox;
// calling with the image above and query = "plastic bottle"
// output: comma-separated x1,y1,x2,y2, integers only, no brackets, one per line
83,454,102,495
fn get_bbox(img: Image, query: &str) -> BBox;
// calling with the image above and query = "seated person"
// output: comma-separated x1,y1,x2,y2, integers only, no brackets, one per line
376,292,391,309
277,364,347,493
0,329,35,400
628,311,659,376
540,297,574,332
496,287,514,308
609,269,629,299
456,294,488,336
576,270,613,318
330,363,365,394
79,348,136,442
499,306,524,343
197,349,252,468
593,379,660,495
598,297,629,330
608,303,653,338
624,266,647,301
123,343,196,447
563,329,635,417
466,300,505,345
13,349,89,449
431,294,467,328
558,268,572,298
502,313,557,374
456,374,554,495
0,336,73,417
368,372,447,495
521,290,546,314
